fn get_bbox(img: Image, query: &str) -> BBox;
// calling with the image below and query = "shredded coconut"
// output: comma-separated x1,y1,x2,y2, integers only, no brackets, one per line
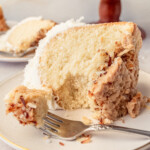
27,103,37,108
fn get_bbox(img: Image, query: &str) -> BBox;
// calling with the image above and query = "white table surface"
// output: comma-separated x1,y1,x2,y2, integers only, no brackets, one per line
0,0,150,149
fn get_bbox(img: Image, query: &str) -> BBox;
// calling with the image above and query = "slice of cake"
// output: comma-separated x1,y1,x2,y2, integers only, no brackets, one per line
0,5,9,31
0,17,56,55
5,86,52,127
23,19,144,124
6,19,147,126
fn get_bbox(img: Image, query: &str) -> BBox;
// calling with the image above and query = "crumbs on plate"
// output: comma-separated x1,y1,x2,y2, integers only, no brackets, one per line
59,142,65,146
82,116,92,125
76,134,92,144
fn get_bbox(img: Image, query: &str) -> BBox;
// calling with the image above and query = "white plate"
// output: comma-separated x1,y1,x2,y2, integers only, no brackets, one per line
0,70,150,150
0,20,34,63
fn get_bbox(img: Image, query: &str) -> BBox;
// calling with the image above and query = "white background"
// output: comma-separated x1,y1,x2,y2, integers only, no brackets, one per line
0,0,150,149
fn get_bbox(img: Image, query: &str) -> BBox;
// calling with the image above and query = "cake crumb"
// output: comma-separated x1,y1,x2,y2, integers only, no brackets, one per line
43,135,49,140
119,118,125,123
82,116,92,125
43,135,52,143
59,142,65,146
76,134,92,144
81,135,92,144
92,113,99,120
146,105,150,110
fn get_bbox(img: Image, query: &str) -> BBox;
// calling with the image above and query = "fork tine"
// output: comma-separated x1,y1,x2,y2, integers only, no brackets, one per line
39,127,50,136
39,127,57,138
47,111,65,123
43,118,60,131
44,124,58,132
44,124,59,136
43,117,61,126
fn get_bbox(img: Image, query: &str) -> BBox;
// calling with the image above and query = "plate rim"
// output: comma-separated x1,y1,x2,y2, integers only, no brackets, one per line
0,133,28,150
0,69,149,150
0,57,32,63
0,71,27,150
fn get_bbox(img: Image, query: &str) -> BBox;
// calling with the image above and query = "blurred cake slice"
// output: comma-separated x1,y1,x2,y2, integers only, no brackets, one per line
0,5,9,31
5,86,52,127
0,17,56,55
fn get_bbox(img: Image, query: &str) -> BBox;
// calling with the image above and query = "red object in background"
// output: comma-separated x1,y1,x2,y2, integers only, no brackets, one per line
98,0,146,39
99,0,121,23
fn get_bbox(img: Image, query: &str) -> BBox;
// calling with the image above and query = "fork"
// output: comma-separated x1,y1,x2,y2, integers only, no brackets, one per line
40,111,150,141
0,46,37,57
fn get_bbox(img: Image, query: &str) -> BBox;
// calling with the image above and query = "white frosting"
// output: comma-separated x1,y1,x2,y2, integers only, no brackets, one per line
23,17,86,89
0,35,7,50
23,17,86,110
0,16,43,52
23,57,43,89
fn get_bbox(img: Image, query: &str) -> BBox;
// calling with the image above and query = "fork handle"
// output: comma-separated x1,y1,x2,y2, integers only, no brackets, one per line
108,125,150,137
90,124,150,137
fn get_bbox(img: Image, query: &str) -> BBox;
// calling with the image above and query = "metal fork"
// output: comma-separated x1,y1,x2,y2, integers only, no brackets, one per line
0,46,37,57
41,111,150,141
